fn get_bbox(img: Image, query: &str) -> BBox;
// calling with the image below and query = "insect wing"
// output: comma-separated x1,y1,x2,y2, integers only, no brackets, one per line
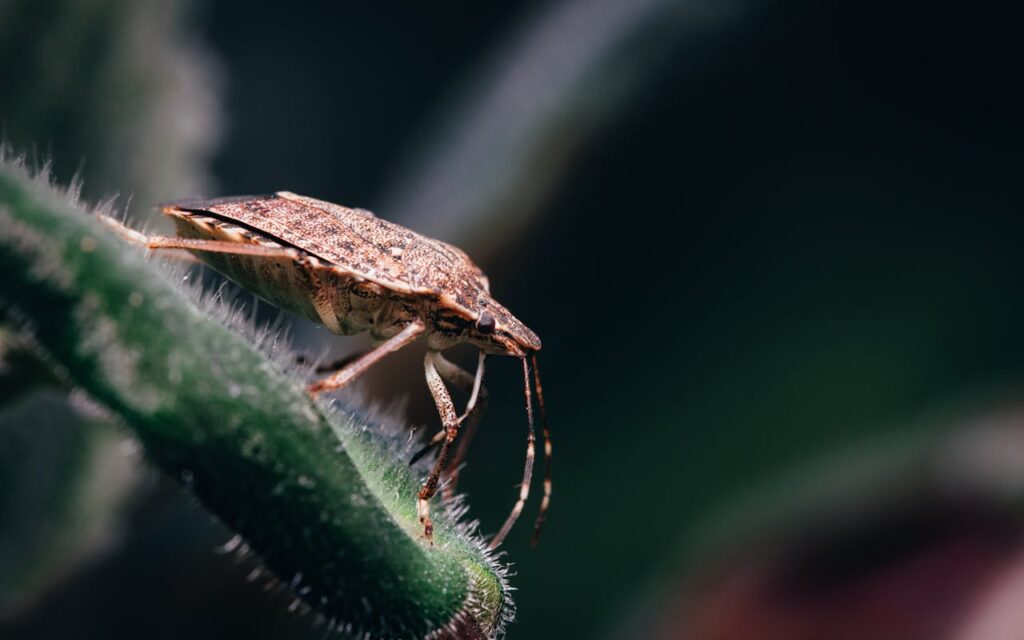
166,194,419,294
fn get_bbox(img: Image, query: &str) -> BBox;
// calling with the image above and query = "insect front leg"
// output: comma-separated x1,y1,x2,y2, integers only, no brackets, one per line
431,351,489,499
407,350,487,466
417,350,463,544
307,320,425,396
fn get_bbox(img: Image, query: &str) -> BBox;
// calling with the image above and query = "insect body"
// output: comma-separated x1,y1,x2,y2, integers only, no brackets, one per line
100,192,551,547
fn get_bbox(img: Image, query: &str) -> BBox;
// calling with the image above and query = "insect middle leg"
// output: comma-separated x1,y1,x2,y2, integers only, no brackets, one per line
417,350,464,543
406,351,486,476
297,349,370,374
307,320,425,396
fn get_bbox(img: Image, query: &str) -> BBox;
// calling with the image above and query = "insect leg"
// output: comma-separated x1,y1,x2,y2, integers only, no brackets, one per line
97,214,153,246
489,356,536,549
530,352,552,547
146,237,301,258
94,215,192,264
453,350,488,422
417,350,463,543
307,320,425,396
98,213,300,259
408,351,488,470
296,350,370,374
432,351,489,499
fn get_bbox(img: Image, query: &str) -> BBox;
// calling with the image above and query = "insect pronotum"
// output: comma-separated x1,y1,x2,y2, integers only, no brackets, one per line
99,192,551,548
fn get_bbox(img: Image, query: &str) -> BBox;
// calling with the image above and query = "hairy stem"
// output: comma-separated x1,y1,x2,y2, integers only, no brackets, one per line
0,157,510,639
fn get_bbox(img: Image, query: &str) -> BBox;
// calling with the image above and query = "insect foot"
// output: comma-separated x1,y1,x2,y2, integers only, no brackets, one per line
417,494,434,545
307,379,333,398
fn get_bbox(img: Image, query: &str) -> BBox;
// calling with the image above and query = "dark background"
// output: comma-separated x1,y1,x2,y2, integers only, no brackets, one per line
4,0,1024,638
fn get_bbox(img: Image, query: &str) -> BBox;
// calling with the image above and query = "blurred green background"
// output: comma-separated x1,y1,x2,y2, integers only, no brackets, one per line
4,0,1024,638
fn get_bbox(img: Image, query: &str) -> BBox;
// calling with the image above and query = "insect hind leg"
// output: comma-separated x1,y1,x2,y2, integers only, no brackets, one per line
97,213,300,260
97,213,151,246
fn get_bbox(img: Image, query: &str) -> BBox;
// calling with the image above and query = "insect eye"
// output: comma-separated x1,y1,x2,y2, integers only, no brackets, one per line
476,311,496,335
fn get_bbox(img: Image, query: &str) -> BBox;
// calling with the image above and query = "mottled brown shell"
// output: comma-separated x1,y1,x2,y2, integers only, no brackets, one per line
162,192,541,353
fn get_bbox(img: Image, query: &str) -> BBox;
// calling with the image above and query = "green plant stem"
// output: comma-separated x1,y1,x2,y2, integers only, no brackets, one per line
0,159,509,639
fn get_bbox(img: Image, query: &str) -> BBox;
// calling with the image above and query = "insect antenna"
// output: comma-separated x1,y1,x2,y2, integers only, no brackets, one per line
488,356,536,549
529,352,551,547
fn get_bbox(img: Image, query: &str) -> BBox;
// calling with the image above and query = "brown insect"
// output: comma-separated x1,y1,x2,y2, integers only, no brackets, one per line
100,192,551,548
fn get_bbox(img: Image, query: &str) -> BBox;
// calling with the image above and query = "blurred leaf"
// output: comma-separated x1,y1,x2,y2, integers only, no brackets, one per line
0,0,224,613
0,392,139,616
0,327,54,407
0,0,222,220
382,0,743,257
629,399,1024,640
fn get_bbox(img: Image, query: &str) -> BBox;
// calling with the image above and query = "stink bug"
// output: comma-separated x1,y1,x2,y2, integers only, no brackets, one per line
100,192,551,547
